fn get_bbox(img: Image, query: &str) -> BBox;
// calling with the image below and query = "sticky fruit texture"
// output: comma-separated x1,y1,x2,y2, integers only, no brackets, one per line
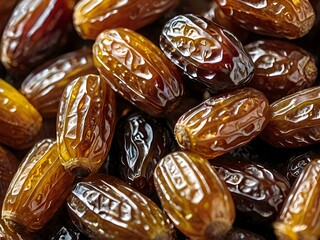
73,0,180,40
0,219,38,240
274,158,320,240
0,79,42,149
20,48,98,118
57,74,116,178
2,138,75,233
245,40,317,103
116,111,173,197
216,0,316,39
67,174,174,240
159,14,254,94
174,88,270,159
212,155,290,224
260,86,320,148
0,0,19,37
153,151,235,240
93,28,184,117
0,0,75,76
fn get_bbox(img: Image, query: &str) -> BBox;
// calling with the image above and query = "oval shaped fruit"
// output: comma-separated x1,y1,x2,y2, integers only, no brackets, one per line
260,86,320,148
0,79,42,149
175,88,270,159
2,139,75,233
154,151,235,239
245,40,317,102
160,14,254,94
67,174,174,240
216,0,316,39
57,74,116,177
73,0,179,40
20,48,97,118
93,28,184,117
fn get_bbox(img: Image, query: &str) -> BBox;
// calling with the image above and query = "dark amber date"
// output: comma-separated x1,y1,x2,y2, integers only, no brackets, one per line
212,155,290,223
93,28,184,116
0,0,19,38
160,14,254,94
0,79,42,149
57,74,116,177
0,0,75,76
0,219,38,240
260,86,320,148
175,88,270,159
67,174,174,240
2,139,75,232
245,40,317,102
20,48,97,118
274,158,320,240
216,0,316,39
74,0,179,40
154,151,235,239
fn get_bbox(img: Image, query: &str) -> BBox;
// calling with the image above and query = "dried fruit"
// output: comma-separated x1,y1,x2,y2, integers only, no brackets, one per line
226,227,266,240
0,0,19,37
154,151,235,239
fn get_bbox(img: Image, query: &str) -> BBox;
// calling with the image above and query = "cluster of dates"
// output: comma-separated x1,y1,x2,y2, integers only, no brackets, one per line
0,0,320,239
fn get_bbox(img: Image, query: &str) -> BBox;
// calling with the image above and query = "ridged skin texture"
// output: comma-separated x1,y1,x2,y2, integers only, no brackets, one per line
57,74,116,177
0,0,75,76
154,151,235,240
0,219,36,240
67,174,174,240
21,48,97,118
274,159,320,240
0,0,19,38
260,86,320,148
2,139,75,232
216,0,316,39
93,28,184,117
0,79,42,149
160,14,254,94
245,40,317,103
174,88,270,159
73,0,179,40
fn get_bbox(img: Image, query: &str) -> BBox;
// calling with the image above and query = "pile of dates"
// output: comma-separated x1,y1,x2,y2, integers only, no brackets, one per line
1,0,320,239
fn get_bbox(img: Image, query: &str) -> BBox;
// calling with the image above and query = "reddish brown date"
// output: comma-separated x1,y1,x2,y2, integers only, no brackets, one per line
216,0,316,39
160,14,254,94
175,88,270,159
93,28,184,116
0,0,19,38
245,40,317,102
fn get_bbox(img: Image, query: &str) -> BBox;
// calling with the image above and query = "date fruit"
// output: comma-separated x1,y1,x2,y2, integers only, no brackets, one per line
93,28,184,116
154,151,235,239
67,174,174,240
175,88,270,159
0,0,19,38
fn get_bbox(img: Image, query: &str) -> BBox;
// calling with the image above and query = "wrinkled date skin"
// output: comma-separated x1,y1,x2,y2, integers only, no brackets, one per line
0,0,19,38
0,0,75,76
2,139,75,233
174,88,270,159
21,48,97,118
117,111,173,197
67,174,174,240
216,0,316,39
0,79,42,149
73,0,179,40
274,159,320,240
0,219,38,240
245,40,317,103
160,14,254,94
57,74,116,177
93,28,184,117
260,86,320,148
154,151,235,240
212,155,290,224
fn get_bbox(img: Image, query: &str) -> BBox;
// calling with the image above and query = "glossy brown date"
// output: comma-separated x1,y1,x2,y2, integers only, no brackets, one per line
67,174,174,240
216,0,316,39
226,227,266,240
159,14,254,94
0,219,38,240
20,48,97,118
174,88,270,159
0,0,19,38
154,151,235,239
57,74,116,177
93,28,184,117
245,40,317,103
73,0,179,40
